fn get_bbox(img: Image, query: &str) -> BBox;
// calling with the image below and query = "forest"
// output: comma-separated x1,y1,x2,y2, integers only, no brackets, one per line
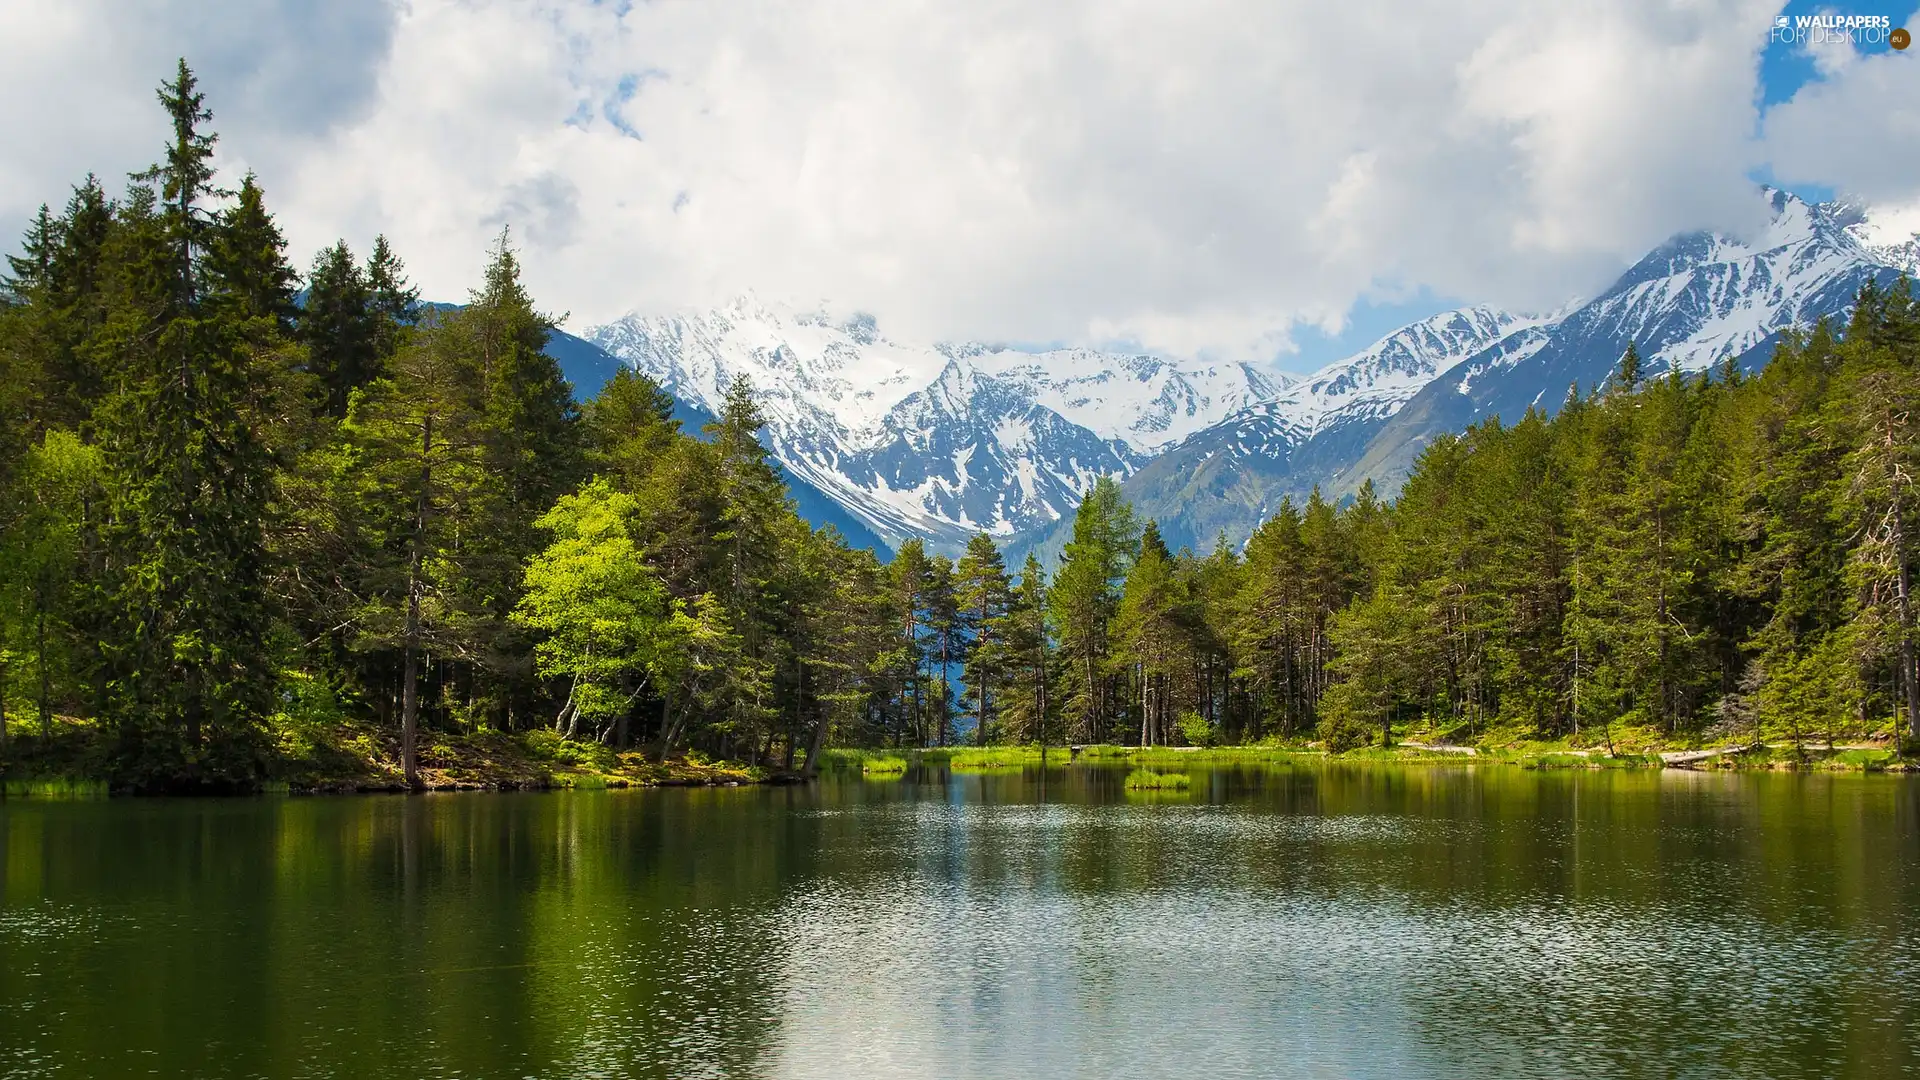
2,64,1917,792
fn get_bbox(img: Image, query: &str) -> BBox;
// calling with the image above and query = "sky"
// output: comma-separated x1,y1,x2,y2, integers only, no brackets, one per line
1,0,1915,375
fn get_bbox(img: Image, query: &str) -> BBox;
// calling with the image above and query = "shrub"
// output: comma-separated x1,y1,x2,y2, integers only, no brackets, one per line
1176,711,1215,748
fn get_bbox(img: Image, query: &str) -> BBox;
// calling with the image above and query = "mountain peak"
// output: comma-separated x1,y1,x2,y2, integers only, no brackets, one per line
586,305,1289,551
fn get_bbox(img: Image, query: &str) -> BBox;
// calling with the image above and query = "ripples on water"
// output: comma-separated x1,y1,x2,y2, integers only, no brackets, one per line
764,798,1919,1078
2,768,1918,1078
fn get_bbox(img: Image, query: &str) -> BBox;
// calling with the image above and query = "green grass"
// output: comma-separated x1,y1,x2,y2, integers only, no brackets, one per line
860,754,908,776
1,778,109,799
1825,748,1896,771
1123,768,1191,791
1080,744,1316,767
1515,751,1661,770
946,746,1063,771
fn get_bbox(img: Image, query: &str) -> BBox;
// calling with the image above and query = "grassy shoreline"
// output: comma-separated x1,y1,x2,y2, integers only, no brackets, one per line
6,716,1915,797
825,738,1920,774
1,715,773,795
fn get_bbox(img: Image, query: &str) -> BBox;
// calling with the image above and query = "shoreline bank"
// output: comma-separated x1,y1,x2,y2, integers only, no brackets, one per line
5,718,1915,797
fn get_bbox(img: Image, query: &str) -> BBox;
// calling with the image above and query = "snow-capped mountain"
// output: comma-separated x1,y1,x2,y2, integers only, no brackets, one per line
584,296,1284,551
583,188,1909,561
1345,188,1907,487
1016,305,1536,558
1040,188,1912,558
1180,305,1545,461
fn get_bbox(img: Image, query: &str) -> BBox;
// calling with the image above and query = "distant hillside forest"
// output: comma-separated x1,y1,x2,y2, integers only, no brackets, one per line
2,65,1917,790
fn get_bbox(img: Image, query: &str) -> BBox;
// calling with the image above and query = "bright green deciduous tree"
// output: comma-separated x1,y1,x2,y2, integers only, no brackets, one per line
515,479,688,743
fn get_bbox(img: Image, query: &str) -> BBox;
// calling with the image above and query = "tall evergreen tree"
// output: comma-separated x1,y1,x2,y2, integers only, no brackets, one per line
1113,520,1196,746
955,532,1013,745
301,241,376,418
998,553,1053,749
92,62,280,786
1050,476,1138,742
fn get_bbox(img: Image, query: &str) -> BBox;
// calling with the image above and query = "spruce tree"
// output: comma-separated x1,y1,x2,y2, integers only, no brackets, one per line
301,241,376,418
342,306,490,786
204,173,298,328
925,554,958,746
94,62,278,787
955,532,1012,745
366,234,419,362
1049,476,1138,742
888,539,932,744
998,553,1052,749
1615,340,1643,393
1113,519,1195,745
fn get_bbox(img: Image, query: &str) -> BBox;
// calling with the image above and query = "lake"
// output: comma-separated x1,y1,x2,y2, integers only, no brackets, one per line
3,763,1918,1078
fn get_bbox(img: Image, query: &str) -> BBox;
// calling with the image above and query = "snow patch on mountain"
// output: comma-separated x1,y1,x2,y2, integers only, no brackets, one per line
585,295,1288,550
1171,304,1542,464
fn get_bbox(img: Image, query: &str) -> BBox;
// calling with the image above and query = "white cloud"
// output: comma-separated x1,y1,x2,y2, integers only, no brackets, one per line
1761,7,1920,214
1,0,1854,366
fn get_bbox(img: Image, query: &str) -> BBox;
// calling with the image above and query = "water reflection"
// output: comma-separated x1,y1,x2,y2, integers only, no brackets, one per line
1,766,1917,1078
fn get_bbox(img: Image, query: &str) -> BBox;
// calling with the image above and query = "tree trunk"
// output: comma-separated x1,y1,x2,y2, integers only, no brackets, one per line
1893,503,1919,742
37,595,51,746
976,669,990,748
1036,644,1048,749
401,614,421,788
801,680,831,780
650,688,674,763
401,415,431,791
939,625,951,747
1138,663,1150,747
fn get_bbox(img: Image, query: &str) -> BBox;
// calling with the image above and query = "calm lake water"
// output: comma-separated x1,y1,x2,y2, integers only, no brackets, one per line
3,763,1919,1078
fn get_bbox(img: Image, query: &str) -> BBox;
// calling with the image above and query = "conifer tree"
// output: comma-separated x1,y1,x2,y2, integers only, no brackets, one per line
925,554,958,745
93,61,279,786
888,538,932,744
204,174,298,328
998,553,1053,749
1113,520,1194,745
366,234,419,362
1050,476,1138,742
342,305,490,786
955,532,1012,745
301,241,375,418
1615,340,1643,393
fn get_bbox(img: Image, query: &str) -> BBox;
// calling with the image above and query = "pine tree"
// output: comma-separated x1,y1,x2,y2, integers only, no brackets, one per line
955,532,1012,746
40,177,115,425
583,367,680,486
93,62,278,787
703,374,784,753
130,58,223,307
301,241,375,418
1831,304,1920,740
1232,498,1307,737
1113,520,1196,746
1,205,56,299
204,173,298,329
924,554,957,746
342,306,490,786
998,553,1053,749
1614,340,1643,393
888,538,932,744
366,234,419,362
453,232,583,726
1049,476,1138,742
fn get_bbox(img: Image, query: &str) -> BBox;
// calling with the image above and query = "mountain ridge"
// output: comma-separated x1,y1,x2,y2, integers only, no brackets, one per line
574,188,1915,561
584,296,1285,551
